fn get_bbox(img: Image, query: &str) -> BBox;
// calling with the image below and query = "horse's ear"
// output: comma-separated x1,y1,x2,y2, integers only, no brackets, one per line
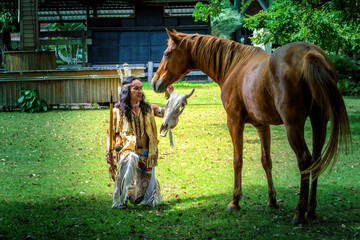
172,29,178,34
166,28,181,45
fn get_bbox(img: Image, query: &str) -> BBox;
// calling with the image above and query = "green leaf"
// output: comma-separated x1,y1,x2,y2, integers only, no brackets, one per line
18,95,25,103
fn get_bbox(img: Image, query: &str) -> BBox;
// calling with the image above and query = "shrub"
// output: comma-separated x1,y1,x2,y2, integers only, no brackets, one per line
330,53,360,96
18,89,48,113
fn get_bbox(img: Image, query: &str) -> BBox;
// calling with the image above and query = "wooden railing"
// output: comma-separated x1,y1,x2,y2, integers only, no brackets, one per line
0,68,145,108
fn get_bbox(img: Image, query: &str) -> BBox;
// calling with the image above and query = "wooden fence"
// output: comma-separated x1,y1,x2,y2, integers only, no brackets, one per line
0,68,145,108
5,51,57,71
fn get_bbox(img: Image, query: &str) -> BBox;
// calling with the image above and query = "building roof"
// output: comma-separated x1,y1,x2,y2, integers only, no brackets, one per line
2,0,201,22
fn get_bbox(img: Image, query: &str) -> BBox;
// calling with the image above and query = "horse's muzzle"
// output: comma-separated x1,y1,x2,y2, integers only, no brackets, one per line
152,78,166,93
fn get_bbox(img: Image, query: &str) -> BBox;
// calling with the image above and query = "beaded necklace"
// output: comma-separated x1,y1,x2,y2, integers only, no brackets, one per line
131,107,145,139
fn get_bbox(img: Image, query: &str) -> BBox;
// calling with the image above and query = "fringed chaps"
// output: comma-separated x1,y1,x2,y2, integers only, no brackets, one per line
112,152,138,208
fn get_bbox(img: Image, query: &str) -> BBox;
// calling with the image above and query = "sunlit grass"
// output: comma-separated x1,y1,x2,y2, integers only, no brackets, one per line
0,82,359,239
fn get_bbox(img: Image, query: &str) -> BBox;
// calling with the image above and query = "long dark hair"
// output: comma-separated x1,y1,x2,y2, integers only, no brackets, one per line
115,76,151,122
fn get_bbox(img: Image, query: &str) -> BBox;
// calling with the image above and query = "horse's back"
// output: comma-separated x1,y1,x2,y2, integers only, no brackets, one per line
223,50,283,125
270,42,334,86
269,42,336,123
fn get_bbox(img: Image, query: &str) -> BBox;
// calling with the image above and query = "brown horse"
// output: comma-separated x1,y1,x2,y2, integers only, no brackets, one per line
152,29,351,224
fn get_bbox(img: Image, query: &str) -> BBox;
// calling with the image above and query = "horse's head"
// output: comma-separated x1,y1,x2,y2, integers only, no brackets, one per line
159,88,195,137
152,29,192,93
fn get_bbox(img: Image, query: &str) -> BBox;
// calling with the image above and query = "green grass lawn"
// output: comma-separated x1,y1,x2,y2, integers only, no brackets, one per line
0,82,359,240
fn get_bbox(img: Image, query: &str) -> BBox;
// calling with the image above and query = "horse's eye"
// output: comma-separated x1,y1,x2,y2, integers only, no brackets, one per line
164,52,170,57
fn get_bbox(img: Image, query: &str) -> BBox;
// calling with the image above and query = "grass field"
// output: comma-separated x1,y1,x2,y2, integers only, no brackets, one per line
0,82,359,240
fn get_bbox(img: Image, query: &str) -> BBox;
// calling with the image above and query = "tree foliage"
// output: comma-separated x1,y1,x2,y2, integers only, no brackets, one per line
209,1,243,39
0,8,17,68
193,0,251,22
193,0,359,54
193,0,223,22
0,9,17,33
244,0,360,54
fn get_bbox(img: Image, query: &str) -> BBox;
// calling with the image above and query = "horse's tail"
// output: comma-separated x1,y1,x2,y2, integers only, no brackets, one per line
302,52,351,176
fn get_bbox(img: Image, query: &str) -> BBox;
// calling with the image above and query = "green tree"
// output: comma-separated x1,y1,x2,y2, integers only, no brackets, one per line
193,0,223,22
207,1,243,39
0,8,17,69
193,0,251,22
193,0,359,55
244,0,359,54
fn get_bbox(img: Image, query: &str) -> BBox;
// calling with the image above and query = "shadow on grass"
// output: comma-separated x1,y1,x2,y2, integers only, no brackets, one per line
1,183,358,240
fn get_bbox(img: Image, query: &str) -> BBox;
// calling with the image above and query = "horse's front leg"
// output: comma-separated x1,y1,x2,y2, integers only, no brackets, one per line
255,124,278,208
226,117,245,211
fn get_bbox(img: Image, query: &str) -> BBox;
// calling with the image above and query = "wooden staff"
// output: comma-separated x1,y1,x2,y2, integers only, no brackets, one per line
109,93,114,154
107,92,117,181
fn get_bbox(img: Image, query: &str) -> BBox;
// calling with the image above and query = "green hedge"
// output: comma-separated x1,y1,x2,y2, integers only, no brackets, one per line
330,53,360,96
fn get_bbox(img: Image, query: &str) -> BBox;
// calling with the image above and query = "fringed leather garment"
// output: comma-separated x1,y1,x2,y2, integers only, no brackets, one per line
112,107,161,208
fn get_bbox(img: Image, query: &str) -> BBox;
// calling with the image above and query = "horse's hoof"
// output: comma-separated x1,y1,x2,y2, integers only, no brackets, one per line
291,218,300,225
305,211,318,220
291,215,306,225
226,204,240,211
267,200,279,209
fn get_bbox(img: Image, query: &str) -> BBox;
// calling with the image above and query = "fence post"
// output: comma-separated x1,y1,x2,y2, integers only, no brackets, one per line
148,61,153,82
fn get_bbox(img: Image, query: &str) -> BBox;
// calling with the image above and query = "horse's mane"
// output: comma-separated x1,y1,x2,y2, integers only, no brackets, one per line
175,33,267,80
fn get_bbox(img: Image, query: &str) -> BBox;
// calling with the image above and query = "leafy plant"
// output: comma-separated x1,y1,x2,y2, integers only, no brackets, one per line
337,78,360,96
0,10,16,33
18,89,48,113
330,53,360,76
329,53,360,96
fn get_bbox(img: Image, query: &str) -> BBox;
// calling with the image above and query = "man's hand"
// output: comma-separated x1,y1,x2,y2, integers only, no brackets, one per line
106,151,117,181
165,85,174,99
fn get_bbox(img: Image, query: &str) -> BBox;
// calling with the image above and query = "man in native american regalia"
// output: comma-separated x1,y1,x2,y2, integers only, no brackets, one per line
106,76,172,209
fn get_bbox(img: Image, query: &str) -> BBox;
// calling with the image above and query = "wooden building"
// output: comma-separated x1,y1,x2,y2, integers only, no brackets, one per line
0,1,210,108
9,0,211,66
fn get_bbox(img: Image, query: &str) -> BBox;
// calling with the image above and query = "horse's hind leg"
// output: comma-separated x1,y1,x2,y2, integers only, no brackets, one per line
226,118,245,210
285,122,312,224
255,124,278,208
307,105,328,220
